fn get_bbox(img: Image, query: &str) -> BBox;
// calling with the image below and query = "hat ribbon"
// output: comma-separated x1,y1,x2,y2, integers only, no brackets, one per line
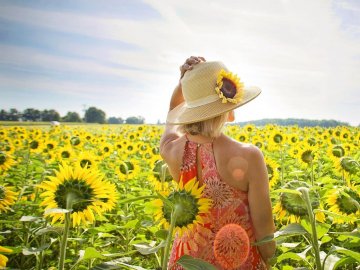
186,94,219,108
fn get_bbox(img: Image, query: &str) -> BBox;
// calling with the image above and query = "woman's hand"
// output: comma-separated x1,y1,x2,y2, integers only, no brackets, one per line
180,56,206,79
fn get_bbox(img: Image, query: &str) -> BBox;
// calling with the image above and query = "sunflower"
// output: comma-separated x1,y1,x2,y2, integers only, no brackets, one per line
0,246,12,268
152,177,212,237
73,151,98,169
28,138,43,152
325,185,360,224
334,156,359,177
273,180,325,224
43,138,58,152
236,132,249,143
243,124,256,133
0,151,16,173
270,131,285,144
265,157,280,189
116,159,140,181
56,146,75,162
215,69,244,104
69,135,83,148
327,144,346,161
0,185,18,212
251,135,265,150
0,141,15,155
267,131,285,151
287,133,299,145
288,145,300,159
38,163,118,227
149,159,174,191
98,142,113,158
297,145,318,167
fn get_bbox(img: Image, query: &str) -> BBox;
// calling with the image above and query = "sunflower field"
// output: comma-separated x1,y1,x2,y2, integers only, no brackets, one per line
0,124,359,270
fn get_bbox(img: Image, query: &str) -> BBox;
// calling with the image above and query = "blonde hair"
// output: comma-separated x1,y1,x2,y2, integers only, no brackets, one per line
178,112,230,138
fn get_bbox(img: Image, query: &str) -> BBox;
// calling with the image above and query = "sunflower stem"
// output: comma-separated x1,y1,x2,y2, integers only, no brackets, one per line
310,160,314,186
58,193,75,270
280,145,284,186
162,205,180,270
298,187,322,270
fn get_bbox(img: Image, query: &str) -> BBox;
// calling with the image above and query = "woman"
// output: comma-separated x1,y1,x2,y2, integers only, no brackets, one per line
160,56,275,269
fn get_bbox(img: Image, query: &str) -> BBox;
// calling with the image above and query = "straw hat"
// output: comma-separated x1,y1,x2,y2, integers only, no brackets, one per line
166,61,261,125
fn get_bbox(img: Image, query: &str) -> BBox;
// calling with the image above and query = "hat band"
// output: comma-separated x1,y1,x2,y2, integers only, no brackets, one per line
186,94,219,108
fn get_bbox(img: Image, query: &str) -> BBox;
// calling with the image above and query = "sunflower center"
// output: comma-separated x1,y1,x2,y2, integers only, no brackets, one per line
119,161,134,175
0,152,6,165
61,151,70,158
301,150,313,164
340,157,356,173
70,136,81,146
280,181,319,216
266,165,274,181
255,142,263,148
30,140,39,149
220,78,237,98
163,190,199,227
332,145,345,158
80,159,92,168
273,134,283,143
336,190,360,215
153,160,173,182
54,179,95,212
47,143,54,150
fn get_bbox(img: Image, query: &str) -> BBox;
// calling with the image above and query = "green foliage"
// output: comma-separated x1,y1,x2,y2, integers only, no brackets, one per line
84,107,106,124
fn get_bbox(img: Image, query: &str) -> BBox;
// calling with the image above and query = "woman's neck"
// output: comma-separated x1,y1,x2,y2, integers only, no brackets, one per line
185,133,222,144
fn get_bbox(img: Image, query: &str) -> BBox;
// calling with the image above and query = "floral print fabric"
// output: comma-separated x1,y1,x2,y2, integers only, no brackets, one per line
168,138,267,270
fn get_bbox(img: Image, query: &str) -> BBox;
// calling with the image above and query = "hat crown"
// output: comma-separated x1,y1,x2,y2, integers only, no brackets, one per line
181,61,228,105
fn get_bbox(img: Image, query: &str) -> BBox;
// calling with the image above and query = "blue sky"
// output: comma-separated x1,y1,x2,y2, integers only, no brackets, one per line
0,0,359,125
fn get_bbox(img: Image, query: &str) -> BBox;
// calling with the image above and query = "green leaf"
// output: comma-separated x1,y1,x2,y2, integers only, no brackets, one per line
83,247,106,260
316,223,331,239
90,257,132,269
97,232,116,238
333,257,356,270
122,219,139,229
22,244,51,255
321,235,333,245
330,246,360,262
35,226,63,236
155,229,168,240
176,255,218,270
44,208,72,215
20,216,43,222
271,188,302,196
323,253,341,270
254,223,308,245
133,241,166,255
276,252,304,263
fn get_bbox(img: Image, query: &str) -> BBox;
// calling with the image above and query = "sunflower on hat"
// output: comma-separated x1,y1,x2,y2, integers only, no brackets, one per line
215,69,244,104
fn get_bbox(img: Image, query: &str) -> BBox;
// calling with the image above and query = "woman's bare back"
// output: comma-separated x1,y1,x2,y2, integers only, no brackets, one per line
162,133,255,193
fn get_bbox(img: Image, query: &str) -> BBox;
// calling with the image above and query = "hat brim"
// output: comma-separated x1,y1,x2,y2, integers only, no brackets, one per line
166,86,261,125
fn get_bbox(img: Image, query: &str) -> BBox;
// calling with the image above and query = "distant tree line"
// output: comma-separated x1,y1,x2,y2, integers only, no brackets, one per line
0,107,145,124
237,118,351,127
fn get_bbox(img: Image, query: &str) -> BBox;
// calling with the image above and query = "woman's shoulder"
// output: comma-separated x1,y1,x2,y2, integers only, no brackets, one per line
218,134,261,156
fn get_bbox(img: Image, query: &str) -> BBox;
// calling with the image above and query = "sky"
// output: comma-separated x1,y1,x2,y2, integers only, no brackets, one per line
0,0,359,125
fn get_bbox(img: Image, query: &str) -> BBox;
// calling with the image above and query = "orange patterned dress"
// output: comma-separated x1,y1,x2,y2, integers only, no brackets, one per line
168,137,267,270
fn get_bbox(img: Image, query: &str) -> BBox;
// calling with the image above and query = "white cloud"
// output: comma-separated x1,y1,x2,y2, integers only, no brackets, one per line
0,0,359,125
